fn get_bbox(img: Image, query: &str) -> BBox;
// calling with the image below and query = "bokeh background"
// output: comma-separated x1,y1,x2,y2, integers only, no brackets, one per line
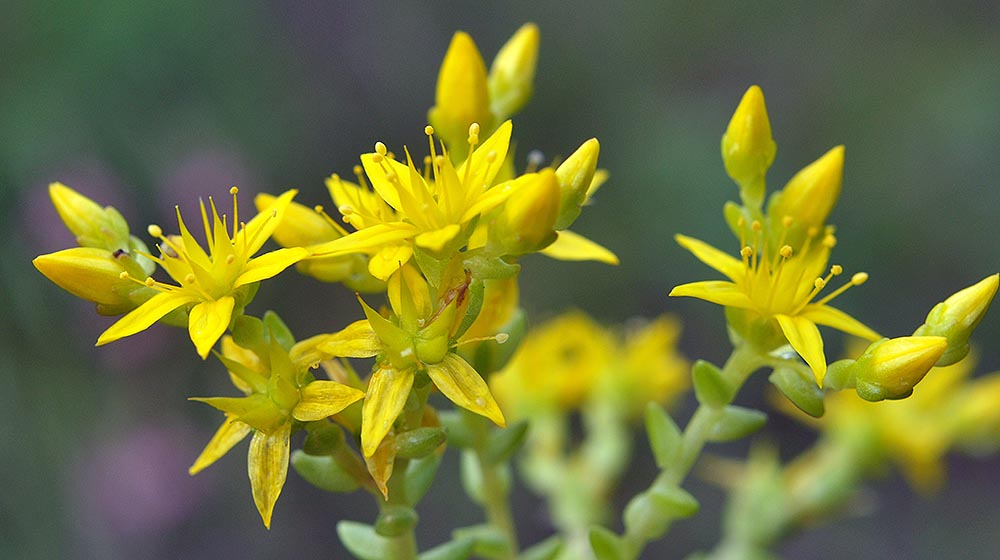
4,1,1000,558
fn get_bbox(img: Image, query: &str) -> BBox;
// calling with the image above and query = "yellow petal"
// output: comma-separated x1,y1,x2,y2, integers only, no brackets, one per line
674,234,743,281
800,304,881,341
414,224,461,252
669,280,754,308
540,229,619,264
189,415,252,475
310,223,417,257
775,314,826,386
360,152,413,212
361,366,414,457
365,433,396,500
428,31,492,152
426,353,505,427
290,320,381,368
188,297,235,359
96,291,198,346
292,381,365,422
248,422,291,529
368,243,414,281
244,189,297,256
235,247,310,287
457,120,513,191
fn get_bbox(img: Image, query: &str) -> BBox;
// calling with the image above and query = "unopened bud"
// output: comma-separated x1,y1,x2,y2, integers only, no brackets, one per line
256,193,339,247
493,169,560,254
721,86,776,206
914,274,999,366
854,336,948,401
49,182,131,250
394,427,447,459
427,31,492,158
488,23,540,120
769,145,844,231
32,247,149,314
554,138,600,229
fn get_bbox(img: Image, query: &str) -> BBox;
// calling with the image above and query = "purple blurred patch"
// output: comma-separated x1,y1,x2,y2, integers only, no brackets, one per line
156,149,256,233
76,424,208,539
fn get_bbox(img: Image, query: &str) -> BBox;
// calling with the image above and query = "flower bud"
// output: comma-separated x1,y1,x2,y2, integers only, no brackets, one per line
488,23,539,120
394,427,447,459
32,247,152,314
255,194,338,247
914,274,999,366
721,85,776,206
769,145,844,231
854,336,948,402
554,138,600,229
49,182,131,250
492,169,560,254
427,31,492,158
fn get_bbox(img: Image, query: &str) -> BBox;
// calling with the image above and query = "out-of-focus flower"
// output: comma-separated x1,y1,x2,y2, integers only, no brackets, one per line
96,188,308,358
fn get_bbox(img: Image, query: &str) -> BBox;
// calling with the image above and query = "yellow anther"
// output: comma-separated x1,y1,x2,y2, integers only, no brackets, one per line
229,186,239,195
423,155,432,166
830,265,843,275
387,151,396,160
375,142,387,156
752,220,762,231
339,204,355,215
467,134,479,145
814,278,826,289
779,245,793,258
119,271,129,279
823,234,837,248
384,170,396,181
434,155,446,166
372,153,384,163
353,165,363,176
424,125,434,136
226,254,236,265
330,173,340,181
740,246,753,259
495,333,510,344
807,226,820,238
185,273,197,284
469,123,480,136
147,224,163,238
737,216,746,228
144,277,155,287
852,272,869,285
314,205,324,213
782,215,793,228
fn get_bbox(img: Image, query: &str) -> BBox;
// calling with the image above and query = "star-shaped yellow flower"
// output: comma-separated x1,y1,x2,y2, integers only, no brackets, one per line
96,188,309,358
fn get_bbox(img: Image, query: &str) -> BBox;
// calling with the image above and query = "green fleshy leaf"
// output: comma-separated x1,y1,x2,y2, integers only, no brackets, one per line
452,524,510,558
707,406,768,442
337,521,392,560
645,403,682,469
823,359,857,391
649,484,700,519
769,367,824,417
452,279,485,340
692,359,733,407
588,526,625,560
518,536,563,560
485,420,529,464
405,453,442,505
291,450,359,493
263,310,295,350
302,422,345,455
463,253,521,280
623,491,672,541
395,427,448,459
231,314,268,357
375,505,419,537
418,538,476,560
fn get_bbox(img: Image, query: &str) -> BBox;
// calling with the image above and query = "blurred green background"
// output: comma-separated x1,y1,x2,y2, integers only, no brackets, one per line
4,1,1000,558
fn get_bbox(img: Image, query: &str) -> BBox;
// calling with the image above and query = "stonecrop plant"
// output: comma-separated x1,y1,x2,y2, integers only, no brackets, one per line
32,22,1000,560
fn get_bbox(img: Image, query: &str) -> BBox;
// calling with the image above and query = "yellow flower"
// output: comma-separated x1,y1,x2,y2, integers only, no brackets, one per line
311,122,515,280
96,188,309,358
671,87,880,386
189,333,365,528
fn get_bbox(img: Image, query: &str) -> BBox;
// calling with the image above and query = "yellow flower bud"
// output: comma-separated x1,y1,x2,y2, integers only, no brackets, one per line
49,182,131,250
721,85,776,206
854,336,948,401
914,273,999,366
427,31,492,158
32,247,151,314
255,194,338,247
769,145,844,231
554,138,600,229
492,168,561,255
488,23,540,120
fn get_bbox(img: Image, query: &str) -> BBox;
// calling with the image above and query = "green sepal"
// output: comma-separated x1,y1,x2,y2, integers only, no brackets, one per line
463,252,521,280
395,427,448,459
645,402,682,469
452,279,485,340
485,420,529,464
337,521,393,560
419,538,476,560
302,421,345,455
518,536,563,560
438,411,475,448
375,504,419,537
452,524,510,559
692,360,733,407
769,367,824,417
291,450,360,493
823,359,857,391
707,406,767,442
588,526,625,560
405,453,442,505
413,247,450,289
263,310,295,350
231,314,269,358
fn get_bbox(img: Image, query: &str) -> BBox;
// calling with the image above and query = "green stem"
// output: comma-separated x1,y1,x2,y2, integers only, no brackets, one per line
468,411,520,559
621,344,764,559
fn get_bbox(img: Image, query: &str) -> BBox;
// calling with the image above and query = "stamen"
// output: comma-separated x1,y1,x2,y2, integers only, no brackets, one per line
452,332,510,348
815,271,869,306
230,186,240,240
526,150,544,173
147,224,163,238
226,255,236,265
765,245,794,309
185,273,197,284
313,205,350,236
424,125,434,136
